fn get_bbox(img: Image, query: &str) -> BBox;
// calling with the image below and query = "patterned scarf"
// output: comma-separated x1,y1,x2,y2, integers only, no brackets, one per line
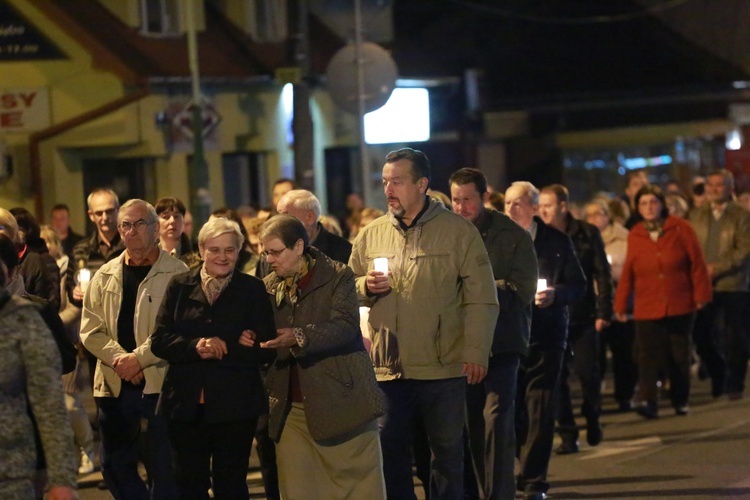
271,253,315,308
642,218,664,242
200,265,232,305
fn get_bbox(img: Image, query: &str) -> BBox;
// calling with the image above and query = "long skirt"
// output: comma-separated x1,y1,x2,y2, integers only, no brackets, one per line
277,403,385,500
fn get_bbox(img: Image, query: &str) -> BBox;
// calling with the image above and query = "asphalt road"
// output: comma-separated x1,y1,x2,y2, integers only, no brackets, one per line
75,372,750,499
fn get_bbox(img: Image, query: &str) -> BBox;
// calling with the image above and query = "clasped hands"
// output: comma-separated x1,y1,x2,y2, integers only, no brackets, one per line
113,353,143,385
196,336,229,360
239,328,297,349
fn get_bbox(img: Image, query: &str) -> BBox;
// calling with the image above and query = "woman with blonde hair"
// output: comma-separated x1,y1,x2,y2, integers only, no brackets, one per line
151,217,276,498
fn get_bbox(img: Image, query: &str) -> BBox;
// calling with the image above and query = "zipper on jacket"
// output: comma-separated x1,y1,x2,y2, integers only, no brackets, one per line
436,314,442,365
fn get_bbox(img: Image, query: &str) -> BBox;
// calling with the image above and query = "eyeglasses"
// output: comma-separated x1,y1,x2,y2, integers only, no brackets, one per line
262,247,287,258
118,219,151,232
92,208,116,218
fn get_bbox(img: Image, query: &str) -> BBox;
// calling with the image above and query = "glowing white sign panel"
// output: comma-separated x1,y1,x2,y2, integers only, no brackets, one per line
364,88,430,144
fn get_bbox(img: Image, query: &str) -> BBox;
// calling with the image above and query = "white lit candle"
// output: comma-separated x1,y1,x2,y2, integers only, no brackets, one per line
537,278,548,293
77,268,91,293
373,257,389,274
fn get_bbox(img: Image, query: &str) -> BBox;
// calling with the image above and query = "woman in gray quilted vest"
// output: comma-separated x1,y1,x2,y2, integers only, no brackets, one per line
241,214,386,499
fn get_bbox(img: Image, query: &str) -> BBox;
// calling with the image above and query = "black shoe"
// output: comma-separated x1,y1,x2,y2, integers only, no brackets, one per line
674,405,689,415
556,440,579,455
524,493,547,500
636,401,658,419
516,475,525,493
618,400,634,412
586,418,603,446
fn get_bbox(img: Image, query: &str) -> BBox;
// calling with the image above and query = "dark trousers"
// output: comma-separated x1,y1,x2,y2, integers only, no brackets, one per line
255,366,279,499
465,353,519,500
96,384,177,500
515,345,564,496
254,414,279,500
635,313,694,407
600,319,638,404
693,292,750,396
379,378,466,500
557,324,601,443
167,410,256,500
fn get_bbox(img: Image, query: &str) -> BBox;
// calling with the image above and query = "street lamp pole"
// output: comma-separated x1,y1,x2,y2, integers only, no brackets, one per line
354,0,370,206
185,0,211,232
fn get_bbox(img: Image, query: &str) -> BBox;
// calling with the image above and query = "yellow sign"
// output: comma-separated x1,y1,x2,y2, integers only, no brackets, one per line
275,67,302,85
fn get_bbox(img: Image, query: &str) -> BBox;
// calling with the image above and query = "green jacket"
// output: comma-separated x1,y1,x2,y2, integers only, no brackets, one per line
350,197,499,381
475,209,538,356
689,202,750,292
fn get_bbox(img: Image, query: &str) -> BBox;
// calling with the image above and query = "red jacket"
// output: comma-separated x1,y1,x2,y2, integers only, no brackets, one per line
614,215,711,320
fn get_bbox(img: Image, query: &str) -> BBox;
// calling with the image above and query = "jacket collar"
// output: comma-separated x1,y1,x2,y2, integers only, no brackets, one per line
631,214,679,236
183,266,248,306
481,208,520,235
311,222,329,247
263,247,335,301
100,248,181,277
387,196,446,231
564,212,579,234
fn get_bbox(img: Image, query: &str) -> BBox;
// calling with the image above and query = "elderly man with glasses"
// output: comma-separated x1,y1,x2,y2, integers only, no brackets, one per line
80,199,188,499
72,188,125,279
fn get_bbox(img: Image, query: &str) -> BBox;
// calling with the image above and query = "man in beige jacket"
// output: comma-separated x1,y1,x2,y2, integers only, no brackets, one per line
80,199,188,499
350,148,498,499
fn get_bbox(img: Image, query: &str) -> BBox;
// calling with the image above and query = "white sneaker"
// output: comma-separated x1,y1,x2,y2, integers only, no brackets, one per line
78,450,95,475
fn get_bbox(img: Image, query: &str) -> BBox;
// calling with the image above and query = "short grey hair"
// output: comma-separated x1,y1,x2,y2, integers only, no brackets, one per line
118,199,158,225
509,181,540,206
277,189,321,220
198,217,244,251
260,214,310,250
0,208,18,240
87,188,120,210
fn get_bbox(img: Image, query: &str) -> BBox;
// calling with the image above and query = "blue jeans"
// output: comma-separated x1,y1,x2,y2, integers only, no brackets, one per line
379,378,466,500
96,383,177,500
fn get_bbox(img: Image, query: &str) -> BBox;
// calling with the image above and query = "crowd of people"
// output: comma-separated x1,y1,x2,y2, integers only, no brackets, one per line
0,149,748,500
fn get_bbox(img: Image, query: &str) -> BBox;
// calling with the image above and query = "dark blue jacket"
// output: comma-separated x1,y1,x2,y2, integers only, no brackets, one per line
531,217,586,350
